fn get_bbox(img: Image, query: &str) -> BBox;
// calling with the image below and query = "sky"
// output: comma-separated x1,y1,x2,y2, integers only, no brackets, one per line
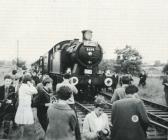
0,0,168,65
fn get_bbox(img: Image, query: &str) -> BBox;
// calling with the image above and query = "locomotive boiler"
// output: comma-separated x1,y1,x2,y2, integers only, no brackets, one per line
31,30,113,101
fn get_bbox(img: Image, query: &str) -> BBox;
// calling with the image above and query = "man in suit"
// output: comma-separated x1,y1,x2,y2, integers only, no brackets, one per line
111,85,149,140
0,74,16,138
111,72,119,92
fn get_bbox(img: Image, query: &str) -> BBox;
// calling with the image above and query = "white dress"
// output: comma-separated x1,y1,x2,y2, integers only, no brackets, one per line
15,83,37,124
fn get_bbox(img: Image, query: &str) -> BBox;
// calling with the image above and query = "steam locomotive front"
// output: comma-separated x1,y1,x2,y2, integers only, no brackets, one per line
76,30,103,69
69,31,112,100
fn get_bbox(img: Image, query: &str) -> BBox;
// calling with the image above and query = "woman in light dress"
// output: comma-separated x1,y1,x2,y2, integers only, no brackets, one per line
15,74,38,136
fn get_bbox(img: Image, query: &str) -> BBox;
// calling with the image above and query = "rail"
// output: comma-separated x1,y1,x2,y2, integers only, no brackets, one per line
75,101,168,140
101,92,168,130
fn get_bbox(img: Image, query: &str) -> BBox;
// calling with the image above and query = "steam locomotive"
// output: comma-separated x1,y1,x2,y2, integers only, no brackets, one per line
31,30,113,100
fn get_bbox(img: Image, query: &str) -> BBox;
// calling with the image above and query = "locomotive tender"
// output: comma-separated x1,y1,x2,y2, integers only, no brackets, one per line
31,30,113,100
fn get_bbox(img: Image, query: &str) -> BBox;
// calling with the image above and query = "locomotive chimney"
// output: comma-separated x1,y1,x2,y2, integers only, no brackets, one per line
82,30,93,41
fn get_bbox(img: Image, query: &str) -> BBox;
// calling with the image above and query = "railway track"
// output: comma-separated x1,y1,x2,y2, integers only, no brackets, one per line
100,92,168,139
76,100,168,139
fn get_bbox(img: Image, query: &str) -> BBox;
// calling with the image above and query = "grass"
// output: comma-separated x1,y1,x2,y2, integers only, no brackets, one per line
132,77,166,105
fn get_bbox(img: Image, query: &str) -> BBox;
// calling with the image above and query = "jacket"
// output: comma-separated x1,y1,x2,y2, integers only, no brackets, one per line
112,74,119,85
111,85,128,103
56,80,78,104
45,102,77,140
111,98,149,140
35,85,50,109
0,85,16,120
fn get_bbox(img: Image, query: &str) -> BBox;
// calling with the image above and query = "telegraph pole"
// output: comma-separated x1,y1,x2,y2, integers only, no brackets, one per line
17,40,19,70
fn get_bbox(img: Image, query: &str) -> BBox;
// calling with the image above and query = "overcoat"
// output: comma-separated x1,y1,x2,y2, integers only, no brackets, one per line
15,83,37,124
112,74,119,90
36,84,50,132
111,98,149,140
111,85,128,103
45,103,77,140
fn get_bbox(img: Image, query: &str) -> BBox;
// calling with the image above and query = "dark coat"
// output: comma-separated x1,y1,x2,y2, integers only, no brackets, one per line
0,85,16,121
112,75,119,85
163,76,168,93
139,73,147,86
112,74,119,90
45,103,77,140
32,76,40,86
36,84,51,131
111,98,149,140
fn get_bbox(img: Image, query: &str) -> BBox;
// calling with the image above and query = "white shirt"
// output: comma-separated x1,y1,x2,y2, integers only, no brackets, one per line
93,112,105,131
83,111,109,133
56,79,78,104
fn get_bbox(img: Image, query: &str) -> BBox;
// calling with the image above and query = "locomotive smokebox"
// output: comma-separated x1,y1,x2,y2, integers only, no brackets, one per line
82,30,93,41
74,30,103,68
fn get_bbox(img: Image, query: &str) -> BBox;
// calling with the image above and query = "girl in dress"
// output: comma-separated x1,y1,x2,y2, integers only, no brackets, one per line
15,74,38,137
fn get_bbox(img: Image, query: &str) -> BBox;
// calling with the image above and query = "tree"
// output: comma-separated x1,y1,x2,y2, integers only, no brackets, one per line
0,60,5,65
163,63,168,74
154,60,161,66
99,59,116,72
12,57,27,69
114,45,142,75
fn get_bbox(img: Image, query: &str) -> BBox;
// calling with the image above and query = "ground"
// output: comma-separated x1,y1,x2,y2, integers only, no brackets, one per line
132,76,166,105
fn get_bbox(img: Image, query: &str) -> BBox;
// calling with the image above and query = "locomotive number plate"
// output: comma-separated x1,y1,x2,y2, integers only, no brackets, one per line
86,47,95,52
84,69,92,74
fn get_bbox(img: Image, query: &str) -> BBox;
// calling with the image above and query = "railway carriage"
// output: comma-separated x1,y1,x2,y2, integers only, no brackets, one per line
31,30,113,100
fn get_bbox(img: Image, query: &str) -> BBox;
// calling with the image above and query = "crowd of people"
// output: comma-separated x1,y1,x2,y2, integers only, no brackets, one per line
0,69,151,140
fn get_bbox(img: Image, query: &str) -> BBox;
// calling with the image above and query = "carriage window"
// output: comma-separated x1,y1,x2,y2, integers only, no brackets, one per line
52,51,61,73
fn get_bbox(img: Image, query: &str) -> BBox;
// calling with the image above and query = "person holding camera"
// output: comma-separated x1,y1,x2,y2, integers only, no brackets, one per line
15,74,37,138
83,95,110,140
45,85,78,140
0,74,16,138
